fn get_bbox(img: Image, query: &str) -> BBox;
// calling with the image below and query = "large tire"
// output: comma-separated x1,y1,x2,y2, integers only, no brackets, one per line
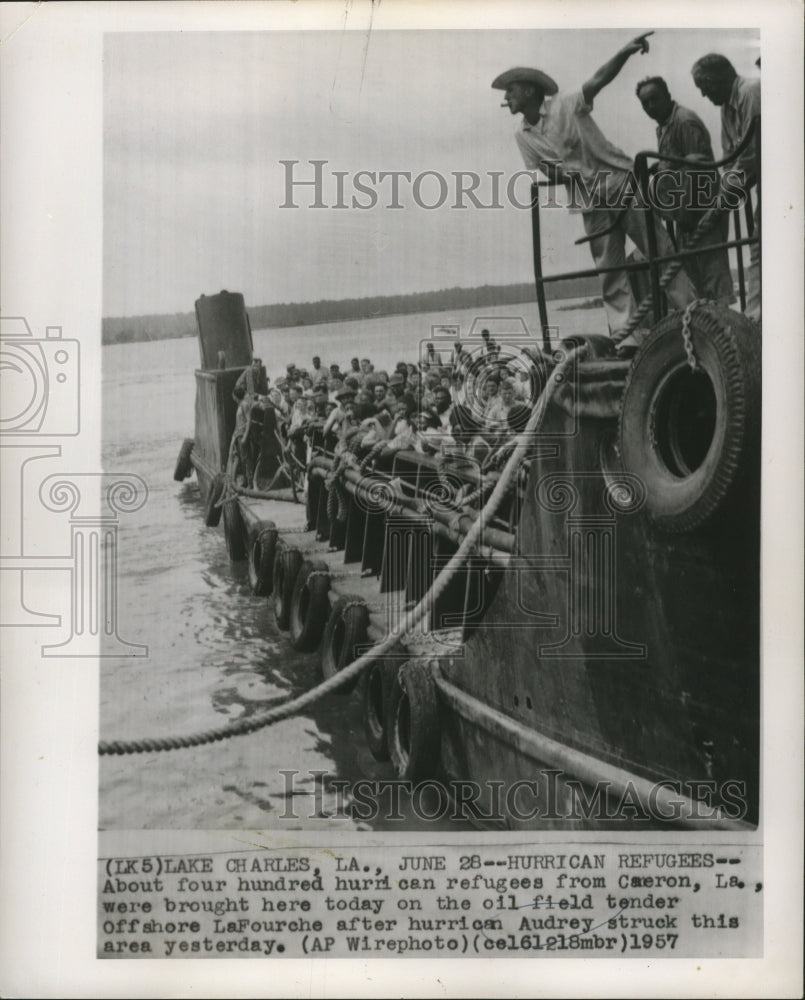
272,541,303,631
320,596,368,694
289,559,331,652
222,494,247,561
248,524,278,596
387,660,441,782
173,438,195,481
619,305,761,533
203,474,225,527
361,658,397,761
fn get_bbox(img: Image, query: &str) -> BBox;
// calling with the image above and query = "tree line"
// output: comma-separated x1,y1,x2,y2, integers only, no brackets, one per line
102,278,599,346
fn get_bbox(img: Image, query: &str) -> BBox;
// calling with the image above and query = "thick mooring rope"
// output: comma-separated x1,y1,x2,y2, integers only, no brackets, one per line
98,346,584,755
614,206,723,344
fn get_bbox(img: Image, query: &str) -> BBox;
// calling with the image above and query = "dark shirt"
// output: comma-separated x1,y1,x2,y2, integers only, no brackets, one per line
654,102,719,225
235,365,269,398
656,102,715,164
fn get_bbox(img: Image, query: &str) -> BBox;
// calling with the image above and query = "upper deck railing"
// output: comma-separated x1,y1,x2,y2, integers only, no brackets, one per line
530,116,761,350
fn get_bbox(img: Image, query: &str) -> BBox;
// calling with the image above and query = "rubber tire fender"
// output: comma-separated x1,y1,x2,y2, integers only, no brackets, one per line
248,523,278,596
618,306,761,533
289,559,331,652
173,438,195,482
387,659,441,782
203,474,225,527
222,493,247,561
361,658,397,761
320,596,368,695
272,540,303,631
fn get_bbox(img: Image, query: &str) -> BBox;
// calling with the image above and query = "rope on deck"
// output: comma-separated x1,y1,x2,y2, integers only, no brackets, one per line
613,206,723,345
99,345,584,756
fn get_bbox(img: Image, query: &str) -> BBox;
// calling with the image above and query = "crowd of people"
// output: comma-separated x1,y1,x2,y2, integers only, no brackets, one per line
229,332,547,492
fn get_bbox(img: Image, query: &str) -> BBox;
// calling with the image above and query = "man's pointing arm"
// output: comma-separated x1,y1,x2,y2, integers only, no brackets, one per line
582,31,654,105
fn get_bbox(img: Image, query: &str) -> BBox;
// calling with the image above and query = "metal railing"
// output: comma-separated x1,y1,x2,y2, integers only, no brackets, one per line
530,116,760,349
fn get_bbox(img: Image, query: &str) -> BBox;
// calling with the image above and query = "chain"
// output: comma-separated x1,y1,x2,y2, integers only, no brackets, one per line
680,300,701,371
304,569,331,581
341,600,368,615
680,298,715,372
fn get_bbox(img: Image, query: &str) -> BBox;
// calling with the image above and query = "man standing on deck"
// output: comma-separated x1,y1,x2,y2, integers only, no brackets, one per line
493,32,695,344
691,53,761,320
234,356,268,399
636,76,734,305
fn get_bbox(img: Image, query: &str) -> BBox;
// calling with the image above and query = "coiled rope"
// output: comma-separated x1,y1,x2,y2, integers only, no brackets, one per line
613,206,723,345
98,346,584,755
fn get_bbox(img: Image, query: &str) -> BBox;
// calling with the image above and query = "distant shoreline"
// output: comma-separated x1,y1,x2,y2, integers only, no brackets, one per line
102,278,599,346
556,296,604,311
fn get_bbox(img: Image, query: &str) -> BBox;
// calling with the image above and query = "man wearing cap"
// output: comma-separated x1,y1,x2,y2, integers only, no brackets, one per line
323,386,356,439
691,53,760,320
384,371,407,405
493,32,694,342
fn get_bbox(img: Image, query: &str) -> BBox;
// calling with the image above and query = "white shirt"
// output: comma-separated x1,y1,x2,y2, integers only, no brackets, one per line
516,91,634,212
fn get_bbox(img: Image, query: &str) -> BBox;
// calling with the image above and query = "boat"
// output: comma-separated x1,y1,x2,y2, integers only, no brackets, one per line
173,141,761,831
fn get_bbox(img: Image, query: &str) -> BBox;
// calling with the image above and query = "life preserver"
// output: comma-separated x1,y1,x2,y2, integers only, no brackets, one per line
320,596,368,694
222,494,247,561
618,305,760,533
173,438,195,482
203,474,224,527
272,540,303,630
361,658,396,761
248,524,277,596
289,559,331,652
387,659,441,781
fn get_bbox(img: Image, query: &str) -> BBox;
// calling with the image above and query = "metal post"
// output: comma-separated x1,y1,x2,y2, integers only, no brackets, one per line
733,209,747,313
530,182,552,352
636,156,663,323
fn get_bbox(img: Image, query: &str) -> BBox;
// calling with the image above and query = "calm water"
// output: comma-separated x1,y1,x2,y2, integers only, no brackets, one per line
98,297,605,829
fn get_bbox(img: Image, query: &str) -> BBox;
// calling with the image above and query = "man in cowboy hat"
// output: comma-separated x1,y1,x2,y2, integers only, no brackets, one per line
493,32,694,343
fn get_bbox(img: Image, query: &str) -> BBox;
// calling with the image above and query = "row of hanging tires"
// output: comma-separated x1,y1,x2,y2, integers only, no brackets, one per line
174,447,443,782
243,515,441,783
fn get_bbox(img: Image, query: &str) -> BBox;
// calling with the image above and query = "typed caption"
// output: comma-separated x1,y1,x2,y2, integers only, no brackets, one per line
98,838,761,959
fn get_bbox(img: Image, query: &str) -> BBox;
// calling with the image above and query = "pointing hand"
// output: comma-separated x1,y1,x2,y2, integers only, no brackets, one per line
625,31,654,56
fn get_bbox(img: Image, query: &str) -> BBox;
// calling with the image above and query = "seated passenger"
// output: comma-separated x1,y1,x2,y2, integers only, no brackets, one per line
485,379,518,435
361,398,416,469
413,411,443,455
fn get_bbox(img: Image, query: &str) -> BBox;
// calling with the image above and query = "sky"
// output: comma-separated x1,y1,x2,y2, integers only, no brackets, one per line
103,27,760,318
